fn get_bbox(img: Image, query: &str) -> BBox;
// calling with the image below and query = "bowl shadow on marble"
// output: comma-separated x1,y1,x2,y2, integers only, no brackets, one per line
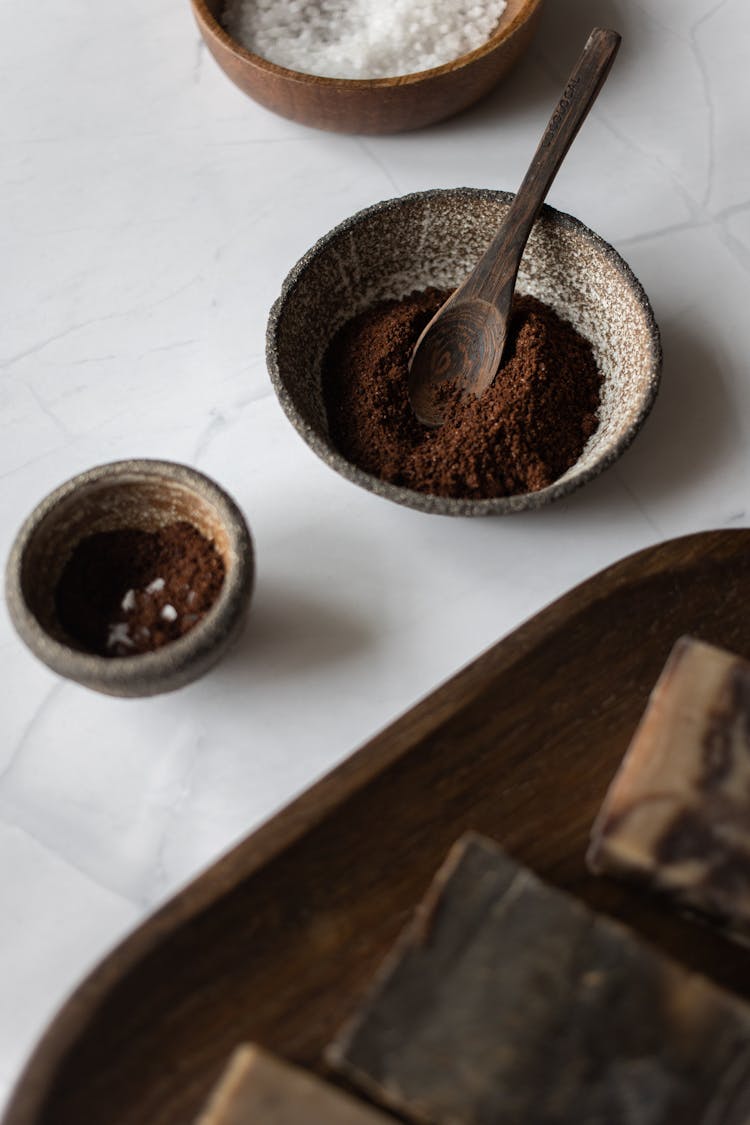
267,187,662,517
547,321,736,521
451,0,628,131
535,0,633,62
641,323,737,503
215,586,376,685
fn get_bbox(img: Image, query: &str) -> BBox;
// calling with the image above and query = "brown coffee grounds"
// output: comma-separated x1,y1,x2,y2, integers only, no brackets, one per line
322,289,602,498
55,521,225,657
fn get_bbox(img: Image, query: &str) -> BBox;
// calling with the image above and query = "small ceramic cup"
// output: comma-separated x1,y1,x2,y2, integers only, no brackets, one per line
267,187,662,516
5,460,254,697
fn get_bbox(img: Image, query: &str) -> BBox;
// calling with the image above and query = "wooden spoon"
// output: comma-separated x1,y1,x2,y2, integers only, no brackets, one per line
408,27,622,428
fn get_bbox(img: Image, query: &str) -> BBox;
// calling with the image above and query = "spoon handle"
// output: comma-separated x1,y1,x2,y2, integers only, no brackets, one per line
460,27,621,310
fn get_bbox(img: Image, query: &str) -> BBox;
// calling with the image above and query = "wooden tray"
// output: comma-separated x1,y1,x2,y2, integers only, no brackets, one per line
6,529,750,1125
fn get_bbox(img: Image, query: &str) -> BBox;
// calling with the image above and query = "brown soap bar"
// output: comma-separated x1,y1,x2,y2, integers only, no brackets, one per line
197,1044,395,1125
588,636,750,934
327,834,750,1125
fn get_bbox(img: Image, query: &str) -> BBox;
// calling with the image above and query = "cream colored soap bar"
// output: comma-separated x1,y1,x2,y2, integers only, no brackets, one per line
197,1043,394,1125
588,635,750,932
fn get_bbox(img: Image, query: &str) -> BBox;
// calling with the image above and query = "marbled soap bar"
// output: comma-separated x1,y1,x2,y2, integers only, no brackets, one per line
196,1044,394,1125
327,834,750,1125
588,636,750,933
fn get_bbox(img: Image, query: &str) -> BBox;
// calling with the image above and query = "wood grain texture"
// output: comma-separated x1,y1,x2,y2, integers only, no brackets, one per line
190,0,544,134
5,529,750,1125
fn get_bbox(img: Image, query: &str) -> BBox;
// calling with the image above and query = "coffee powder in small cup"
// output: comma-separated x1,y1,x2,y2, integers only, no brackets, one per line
55,521,225,657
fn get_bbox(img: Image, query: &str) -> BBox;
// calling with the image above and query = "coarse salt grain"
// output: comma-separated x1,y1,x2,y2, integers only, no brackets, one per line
121,588,136,612
223,0,508,79
107,623,134,651
146,576,165,594
161,604,178,622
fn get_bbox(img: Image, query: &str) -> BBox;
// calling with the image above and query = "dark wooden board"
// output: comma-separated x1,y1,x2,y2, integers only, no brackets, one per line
5,529,750,1125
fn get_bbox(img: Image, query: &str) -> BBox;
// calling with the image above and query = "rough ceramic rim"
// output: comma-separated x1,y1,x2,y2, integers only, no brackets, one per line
5,459,254,694
192,0,543,88
266,187,663,517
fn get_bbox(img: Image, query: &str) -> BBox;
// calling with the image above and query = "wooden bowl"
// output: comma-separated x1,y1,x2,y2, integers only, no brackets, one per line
190,0,544,134
266,188,662,516
5,460,254,697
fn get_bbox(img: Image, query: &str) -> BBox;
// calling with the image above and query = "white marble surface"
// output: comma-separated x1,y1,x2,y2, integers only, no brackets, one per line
1,0,749,1112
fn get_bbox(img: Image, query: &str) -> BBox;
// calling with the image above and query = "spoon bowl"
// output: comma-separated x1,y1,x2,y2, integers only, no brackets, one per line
409,299,507,428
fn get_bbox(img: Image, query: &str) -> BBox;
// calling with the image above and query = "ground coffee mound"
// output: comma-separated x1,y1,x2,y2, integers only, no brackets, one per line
55,521,225,657
322,289,602,499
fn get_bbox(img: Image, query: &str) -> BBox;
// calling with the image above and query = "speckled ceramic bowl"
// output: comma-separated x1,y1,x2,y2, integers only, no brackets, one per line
5,460,254,697
267,188,662,516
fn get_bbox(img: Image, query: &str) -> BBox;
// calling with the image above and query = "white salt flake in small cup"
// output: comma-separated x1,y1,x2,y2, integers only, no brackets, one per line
121,589,136,612
107,623,134,651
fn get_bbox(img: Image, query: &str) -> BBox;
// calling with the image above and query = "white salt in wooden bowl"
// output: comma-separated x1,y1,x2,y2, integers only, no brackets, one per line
266,188,662,516
191,0,544,133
